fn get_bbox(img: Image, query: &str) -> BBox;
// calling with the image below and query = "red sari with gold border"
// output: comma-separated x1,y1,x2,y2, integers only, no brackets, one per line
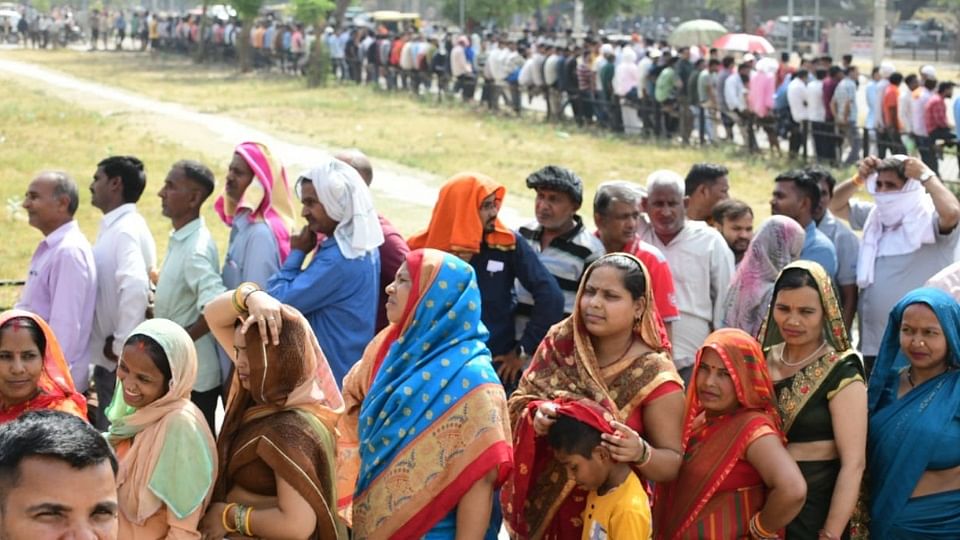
654,328,784,540
502,254,683,540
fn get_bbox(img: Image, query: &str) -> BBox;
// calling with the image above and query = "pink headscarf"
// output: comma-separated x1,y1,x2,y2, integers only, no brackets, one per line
722,216,806,338
214,142,297,262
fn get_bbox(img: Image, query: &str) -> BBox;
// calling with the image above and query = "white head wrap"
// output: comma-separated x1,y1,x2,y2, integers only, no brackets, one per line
298,159,384,259
920,65,937,79
856,156,936,288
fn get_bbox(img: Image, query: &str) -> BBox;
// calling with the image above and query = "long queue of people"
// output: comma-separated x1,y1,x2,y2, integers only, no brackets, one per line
131,19,960,176
1,144,960,539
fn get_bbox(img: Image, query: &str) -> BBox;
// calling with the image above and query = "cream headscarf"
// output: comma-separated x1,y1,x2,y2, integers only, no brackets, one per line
106,319,217,525
298,159,384,259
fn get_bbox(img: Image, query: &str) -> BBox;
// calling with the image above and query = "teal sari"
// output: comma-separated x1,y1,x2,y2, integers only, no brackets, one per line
867,288,960,538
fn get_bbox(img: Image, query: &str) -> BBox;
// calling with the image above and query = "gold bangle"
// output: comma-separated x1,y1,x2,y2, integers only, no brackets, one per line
243,507,254,536
637,438,653,467
221,503,238,533
751,513,778,539
233,282,261,313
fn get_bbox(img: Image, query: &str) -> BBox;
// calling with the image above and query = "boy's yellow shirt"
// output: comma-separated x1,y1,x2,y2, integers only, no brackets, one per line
581,471,652,540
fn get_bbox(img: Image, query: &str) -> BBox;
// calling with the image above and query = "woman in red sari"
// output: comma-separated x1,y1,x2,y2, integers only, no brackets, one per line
654,328,806,539
0,310,86,423
502,253,684,540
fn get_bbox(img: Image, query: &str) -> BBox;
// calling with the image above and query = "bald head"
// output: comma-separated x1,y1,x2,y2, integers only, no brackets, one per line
334,149,373,186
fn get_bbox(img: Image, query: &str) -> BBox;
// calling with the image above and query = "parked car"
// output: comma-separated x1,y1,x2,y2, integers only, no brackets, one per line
891,19,954,47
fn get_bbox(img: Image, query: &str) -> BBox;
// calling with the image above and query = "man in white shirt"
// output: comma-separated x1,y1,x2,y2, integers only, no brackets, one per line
899,74,919,153
87,156,157,429
807,69,833,162
910,78,933,138
787,68,809,157
639,170,734,382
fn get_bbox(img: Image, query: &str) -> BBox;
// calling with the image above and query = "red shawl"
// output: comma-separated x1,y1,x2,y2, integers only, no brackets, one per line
0,310,87,423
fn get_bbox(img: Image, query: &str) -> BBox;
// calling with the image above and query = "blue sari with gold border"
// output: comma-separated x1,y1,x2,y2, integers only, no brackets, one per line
352,249,512,539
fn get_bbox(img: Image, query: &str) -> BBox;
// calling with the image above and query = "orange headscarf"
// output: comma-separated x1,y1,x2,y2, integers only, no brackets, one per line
0,310,87,423
654,328,781,539
407,172,516,253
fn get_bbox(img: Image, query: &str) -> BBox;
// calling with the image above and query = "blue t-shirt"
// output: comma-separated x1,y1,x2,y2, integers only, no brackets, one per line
954,98,960,139
801,220,839,278
267,238,379,386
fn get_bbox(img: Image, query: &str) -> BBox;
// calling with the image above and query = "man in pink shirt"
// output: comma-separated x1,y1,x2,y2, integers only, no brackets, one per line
923,81,955,174
17,172,97,392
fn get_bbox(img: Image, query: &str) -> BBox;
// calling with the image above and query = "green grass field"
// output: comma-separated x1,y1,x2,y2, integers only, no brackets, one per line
1,48,863,306
1,49,810,210
0,76,225,307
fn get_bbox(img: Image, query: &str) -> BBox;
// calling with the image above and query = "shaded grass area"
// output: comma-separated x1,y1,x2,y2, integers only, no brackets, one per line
3,49,810,219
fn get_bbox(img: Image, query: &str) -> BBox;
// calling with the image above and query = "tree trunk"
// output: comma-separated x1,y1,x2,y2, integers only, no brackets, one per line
334,0,350,28
305,24,329,87
238,21,252,72
897,0,930,21
194,0,210,62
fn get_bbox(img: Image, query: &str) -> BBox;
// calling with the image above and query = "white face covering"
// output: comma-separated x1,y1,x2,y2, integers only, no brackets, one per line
856,157,936,288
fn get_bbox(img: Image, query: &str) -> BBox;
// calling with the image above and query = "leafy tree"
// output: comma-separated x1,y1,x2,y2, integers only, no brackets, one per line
230,0,264,72
293,0,334,87
896,0,932,21
441,0,522,28
583,0,650,29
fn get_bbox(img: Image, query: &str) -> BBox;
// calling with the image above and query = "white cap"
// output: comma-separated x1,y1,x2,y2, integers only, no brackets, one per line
648,48,662,59
920,65,937,79
743,53,756,62
600,43,614,56
879,61,895,77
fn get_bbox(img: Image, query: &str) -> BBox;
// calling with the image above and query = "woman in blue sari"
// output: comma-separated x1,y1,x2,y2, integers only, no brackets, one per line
338,248,513,539
868,287,960,538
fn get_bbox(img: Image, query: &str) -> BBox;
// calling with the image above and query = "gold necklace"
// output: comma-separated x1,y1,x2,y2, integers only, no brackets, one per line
780,340,827,367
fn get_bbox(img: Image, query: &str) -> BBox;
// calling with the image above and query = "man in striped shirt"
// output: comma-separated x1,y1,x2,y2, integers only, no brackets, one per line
515,165,605,325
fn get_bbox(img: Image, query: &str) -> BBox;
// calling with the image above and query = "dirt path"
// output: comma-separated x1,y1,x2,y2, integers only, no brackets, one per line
0,54,529,227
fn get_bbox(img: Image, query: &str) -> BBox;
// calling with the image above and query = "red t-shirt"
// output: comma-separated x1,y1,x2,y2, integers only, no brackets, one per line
622,235,681,322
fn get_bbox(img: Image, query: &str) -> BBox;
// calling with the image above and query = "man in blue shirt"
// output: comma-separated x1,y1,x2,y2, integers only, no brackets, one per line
267,160,383,386
954,95,960,172
770,169,838,278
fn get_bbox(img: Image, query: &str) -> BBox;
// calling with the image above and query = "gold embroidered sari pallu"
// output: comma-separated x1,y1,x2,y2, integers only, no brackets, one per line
758,260,865,538
340,249,513,539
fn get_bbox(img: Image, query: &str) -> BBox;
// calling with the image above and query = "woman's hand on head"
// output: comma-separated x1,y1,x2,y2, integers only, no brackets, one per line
601,420,646,463
533,401,558,436
241,290,283,346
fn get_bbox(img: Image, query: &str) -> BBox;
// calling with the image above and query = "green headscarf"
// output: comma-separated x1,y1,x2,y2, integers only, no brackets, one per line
106,318,217,523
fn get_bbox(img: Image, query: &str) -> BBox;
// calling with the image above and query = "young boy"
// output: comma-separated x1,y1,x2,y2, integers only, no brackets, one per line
547,402,652,540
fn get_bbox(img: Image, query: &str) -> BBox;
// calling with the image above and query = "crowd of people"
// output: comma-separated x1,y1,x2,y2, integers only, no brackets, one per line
2,137,960,539
105,17,960,176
